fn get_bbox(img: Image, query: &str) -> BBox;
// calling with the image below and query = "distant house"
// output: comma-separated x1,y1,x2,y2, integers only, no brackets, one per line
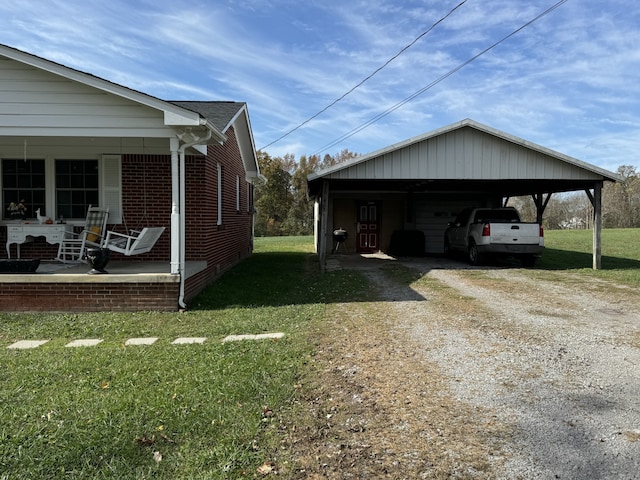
0,44,260,311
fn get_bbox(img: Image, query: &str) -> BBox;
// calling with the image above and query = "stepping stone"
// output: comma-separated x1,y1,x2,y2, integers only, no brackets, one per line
125,337,159,346
65,339,103,348
7,340,49,350
222,332,285,342
172,337,207,345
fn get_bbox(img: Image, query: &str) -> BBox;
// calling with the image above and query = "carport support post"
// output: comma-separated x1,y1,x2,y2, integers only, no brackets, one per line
592,182,602,270
318,180,330,273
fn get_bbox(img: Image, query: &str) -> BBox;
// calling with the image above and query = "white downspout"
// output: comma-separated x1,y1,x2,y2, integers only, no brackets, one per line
170,137,180,276
177,130,212,309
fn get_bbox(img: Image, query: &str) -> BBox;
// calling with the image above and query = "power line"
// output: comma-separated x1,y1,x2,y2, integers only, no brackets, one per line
313,0,570,156
259,0,469,151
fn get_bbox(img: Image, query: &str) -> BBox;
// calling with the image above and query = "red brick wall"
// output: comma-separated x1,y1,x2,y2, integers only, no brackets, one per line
183,126,254,302
0,281,180,312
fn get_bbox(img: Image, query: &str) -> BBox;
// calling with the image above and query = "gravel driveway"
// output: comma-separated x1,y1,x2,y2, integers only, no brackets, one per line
290,255,640,479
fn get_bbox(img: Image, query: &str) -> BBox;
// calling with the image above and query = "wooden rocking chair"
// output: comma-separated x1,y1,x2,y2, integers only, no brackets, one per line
56,205,110,263
103,227,165,256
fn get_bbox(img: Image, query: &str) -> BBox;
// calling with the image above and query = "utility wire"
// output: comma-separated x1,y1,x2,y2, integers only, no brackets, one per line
313,0,569,155
259,0,469,150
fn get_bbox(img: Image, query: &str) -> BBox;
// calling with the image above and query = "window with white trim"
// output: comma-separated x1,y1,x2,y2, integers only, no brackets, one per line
236,175,240,211
55,159,99,219
217,163,223,225
1,156,122,223
2,159,45,220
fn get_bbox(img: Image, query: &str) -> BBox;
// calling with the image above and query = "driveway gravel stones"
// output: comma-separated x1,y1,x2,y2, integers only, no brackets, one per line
287,256,640,479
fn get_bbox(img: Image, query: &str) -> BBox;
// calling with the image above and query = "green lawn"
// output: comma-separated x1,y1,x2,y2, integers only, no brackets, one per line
0,236,367,479
540,228,640,285
0,230,638,478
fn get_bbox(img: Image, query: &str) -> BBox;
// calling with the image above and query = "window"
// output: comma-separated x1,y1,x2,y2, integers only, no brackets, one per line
2,159,46,220
217,163,223,225
56,159,99,219
1,156,121,223
236,175,240,211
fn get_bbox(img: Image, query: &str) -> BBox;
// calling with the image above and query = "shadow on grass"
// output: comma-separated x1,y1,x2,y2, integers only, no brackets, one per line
190,251,371,310
538,248,640,270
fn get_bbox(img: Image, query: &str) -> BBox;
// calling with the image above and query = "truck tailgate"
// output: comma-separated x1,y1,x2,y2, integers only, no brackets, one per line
490,223,541,244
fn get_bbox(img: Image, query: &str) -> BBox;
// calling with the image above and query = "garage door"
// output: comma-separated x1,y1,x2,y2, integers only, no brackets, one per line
414,198,482,254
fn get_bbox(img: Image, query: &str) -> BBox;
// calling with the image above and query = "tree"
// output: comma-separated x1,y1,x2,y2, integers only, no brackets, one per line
603,165,640,228
283,155,316,235
254,151,293,236
255,149,360,236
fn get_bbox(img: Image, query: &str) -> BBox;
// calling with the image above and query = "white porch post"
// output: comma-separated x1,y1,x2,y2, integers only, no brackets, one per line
170,137,180,275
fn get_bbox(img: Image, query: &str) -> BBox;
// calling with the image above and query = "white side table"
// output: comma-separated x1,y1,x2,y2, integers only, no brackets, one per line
5,223,73,259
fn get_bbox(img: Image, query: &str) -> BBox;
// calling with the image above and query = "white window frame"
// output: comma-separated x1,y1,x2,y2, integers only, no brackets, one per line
0,155,122,225
217,163,223,225
236,175,240,212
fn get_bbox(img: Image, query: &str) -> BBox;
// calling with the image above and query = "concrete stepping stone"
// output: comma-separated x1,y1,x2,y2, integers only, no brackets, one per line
172,337,207,345
7,340,49,350
65,339,103,348
222,332,285,342
125,337,159,346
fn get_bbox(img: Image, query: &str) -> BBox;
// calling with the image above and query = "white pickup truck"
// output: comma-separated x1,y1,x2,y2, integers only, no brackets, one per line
444,207,544,266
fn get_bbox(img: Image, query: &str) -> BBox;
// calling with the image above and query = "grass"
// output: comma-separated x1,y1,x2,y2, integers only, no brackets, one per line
0,236,368,479
538,228,640,286
0,229,638,478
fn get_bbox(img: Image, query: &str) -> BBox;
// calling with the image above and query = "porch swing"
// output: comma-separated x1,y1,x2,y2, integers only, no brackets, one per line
102,148,165,256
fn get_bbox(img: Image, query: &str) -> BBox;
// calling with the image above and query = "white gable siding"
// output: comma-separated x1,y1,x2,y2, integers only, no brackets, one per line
321,127,604,182
0,57,171,137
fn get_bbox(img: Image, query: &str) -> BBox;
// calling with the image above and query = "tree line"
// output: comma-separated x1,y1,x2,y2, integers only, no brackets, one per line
253,150,358,237
510,165,640,229
254,152,640,236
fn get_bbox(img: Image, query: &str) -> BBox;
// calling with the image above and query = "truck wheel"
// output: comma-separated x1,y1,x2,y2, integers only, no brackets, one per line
468,240,481,266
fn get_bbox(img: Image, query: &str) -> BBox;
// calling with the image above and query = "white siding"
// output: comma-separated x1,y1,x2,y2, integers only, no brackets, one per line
324,127,604,182
0,57,171,137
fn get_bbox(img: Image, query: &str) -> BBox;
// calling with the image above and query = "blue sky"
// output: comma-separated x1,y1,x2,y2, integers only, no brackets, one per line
1,0,638,172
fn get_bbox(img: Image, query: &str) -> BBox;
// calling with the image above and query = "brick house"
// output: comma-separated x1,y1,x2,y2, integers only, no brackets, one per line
0,44,260,311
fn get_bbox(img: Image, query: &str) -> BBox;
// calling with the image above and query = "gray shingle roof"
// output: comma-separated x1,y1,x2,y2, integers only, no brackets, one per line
169,101,246,133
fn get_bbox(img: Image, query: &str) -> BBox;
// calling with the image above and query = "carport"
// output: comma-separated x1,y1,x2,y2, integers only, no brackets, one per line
308,119,622,271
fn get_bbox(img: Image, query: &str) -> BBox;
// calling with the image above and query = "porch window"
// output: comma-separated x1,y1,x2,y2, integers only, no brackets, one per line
2,159,46,220
55,159,99,220
1,156,121,223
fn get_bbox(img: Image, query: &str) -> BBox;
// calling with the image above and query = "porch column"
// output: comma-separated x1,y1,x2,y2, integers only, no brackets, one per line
170,137,180,275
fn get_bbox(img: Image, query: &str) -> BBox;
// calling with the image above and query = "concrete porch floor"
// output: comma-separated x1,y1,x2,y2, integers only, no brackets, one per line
0,260,207,283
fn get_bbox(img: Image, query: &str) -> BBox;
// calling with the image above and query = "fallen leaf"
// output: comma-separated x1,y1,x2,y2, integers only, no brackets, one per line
262,406,274,418
100,381,109,389
134,434,156,446
153,451,162,463
257,461,276,475
624,431,640,442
